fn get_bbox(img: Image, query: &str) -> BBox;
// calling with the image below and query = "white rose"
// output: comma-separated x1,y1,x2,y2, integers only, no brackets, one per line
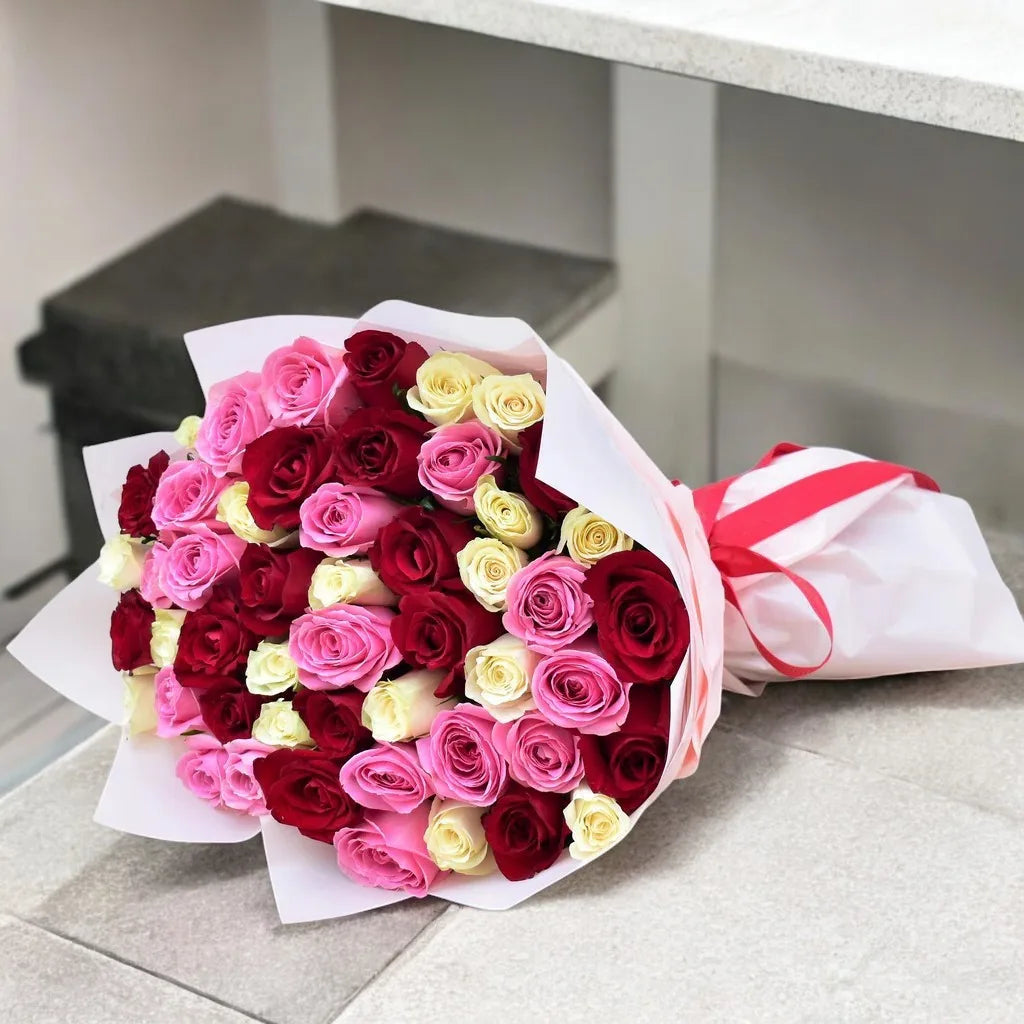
558,506,634,568
98,534,146,590
308,557,396,609
174,414,202,450
216,481,287,545
245,640,300,696
424,798,495,875
406,351,499,426
251,699,313,747
464,634,538,722
457,537,528,613
150,608,186,668
471,373,545,449
474,475,543,549
564,785,633,861
122,674,158,735
362,670,452,742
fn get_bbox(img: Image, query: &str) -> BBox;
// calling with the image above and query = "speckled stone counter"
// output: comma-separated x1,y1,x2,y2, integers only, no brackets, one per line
4,531,1023,1022
322,0,1024,142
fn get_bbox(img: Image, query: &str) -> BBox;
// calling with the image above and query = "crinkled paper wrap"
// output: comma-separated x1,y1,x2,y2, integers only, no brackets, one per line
7,302,724,921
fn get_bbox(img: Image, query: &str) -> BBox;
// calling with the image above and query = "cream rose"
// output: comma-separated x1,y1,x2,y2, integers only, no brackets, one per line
150,608,186,668
564,785,633,860
464,634,538,722
558,506,634,568
424,798,495,875
122,674,158,735
361,670,452,743
471,373,545,449
308,557,396,609
457,537,528,613
474,475,543,549
245,640,300,696
216,481,287,545
251,699,313,747
98,534,146,590
174,414,202,449
406,351,499,426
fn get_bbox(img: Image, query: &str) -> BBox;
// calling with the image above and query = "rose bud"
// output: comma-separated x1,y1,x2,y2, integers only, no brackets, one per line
417,421,505,515
216,481,288,545
369,506,475,596
151,459,226,535
503,551,594,655
98,534,146,591
457,537,527,613
418,704,507,807
110,589,156,672
424,799,495,875
332,407,430,499
361,670,452,743
482,782,569,881
531,642,631,736
238,545,322,637
196,680,266,744
340,742,434,814
307,557,396,610
117,450,170,538
292,688,372,758
464,634,539,722
471,372,546,450
176,735,228,807
564,785,633,861
343,330,428,408
251,699,313,748
473,475,542,549
260,336,358,428
558,505,634,568
406,351,498,426
195,371,269,477
492,713,584,794
298,483,402,558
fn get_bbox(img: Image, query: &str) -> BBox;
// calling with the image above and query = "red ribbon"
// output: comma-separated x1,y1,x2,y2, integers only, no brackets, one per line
690,444,939,678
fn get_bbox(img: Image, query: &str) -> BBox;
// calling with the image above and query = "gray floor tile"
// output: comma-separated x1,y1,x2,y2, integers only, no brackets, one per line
1,914,256,1023
334,728,1024,1024
721,529,1024,821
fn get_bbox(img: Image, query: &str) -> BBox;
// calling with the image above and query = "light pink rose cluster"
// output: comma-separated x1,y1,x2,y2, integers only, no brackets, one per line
195,371,269,477
340,742,434,813
334,803,441,897
151,526,246,611
417,421,505,515
418,704,507,807
289,604,400,691
152,460,227,534
175,735,272,815
503,552,594,654
260,335,358,428
299,484,402,557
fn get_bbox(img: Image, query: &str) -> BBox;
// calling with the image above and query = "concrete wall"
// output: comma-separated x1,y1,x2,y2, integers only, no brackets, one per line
0,0,275,636
714,86,1024,523
329,8,611,260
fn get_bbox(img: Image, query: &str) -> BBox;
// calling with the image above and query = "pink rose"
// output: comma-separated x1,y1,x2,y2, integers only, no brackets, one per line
175,734,227,806
503,552,594,654
298,484,402,557
492,712,584,793
417,421,505,514
140,543,173,609
151,460,226,534
532,642,631,735
340,742,434,813
260,336,359,428
418,704,507,807
154,666,204,737
222,738,273,815
195,371,270,477
288,604,400,691
334,803,441,897
158,525,245,611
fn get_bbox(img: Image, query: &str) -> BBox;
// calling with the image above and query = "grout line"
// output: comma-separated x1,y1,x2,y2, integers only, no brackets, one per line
716,720,1024,826
10,914,267,1022
326,904,464,1023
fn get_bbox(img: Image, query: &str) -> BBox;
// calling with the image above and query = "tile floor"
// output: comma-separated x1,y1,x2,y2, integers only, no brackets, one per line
2,531,1022,1022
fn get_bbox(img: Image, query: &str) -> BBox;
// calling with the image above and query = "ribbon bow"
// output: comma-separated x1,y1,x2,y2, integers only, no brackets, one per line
690,443,939,678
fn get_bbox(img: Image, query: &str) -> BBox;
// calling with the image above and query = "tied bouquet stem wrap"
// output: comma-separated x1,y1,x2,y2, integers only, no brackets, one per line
9,301,1024,921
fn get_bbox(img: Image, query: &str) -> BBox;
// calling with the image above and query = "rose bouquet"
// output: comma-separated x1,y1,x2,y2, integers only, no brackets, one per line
10,301,1024,921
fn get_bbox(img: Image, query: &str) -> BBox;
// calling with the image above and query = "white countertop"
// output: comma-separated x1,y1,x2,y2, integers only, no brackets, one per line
328,0,1024,141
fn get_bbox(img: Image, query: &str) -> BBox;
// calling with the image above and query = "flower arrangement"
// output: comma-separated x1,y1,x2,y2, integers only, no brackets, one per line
11,301,1024,920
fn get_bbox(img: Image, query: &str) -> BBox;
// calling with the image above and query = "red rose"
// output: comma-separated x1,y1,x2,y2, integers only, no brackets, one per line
110,589,155,671
242,425,336,530
343,330,428,408
579,684,670,813
482,782,569,881
391,590,502,698
333,407,428,499
292,689,372,759
238,545,322,637
196,680,265,743
253,748,361,843
173,606,256,687
584,550,689,684
517,422,574,517
369,506,475,595
117,450,170,538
